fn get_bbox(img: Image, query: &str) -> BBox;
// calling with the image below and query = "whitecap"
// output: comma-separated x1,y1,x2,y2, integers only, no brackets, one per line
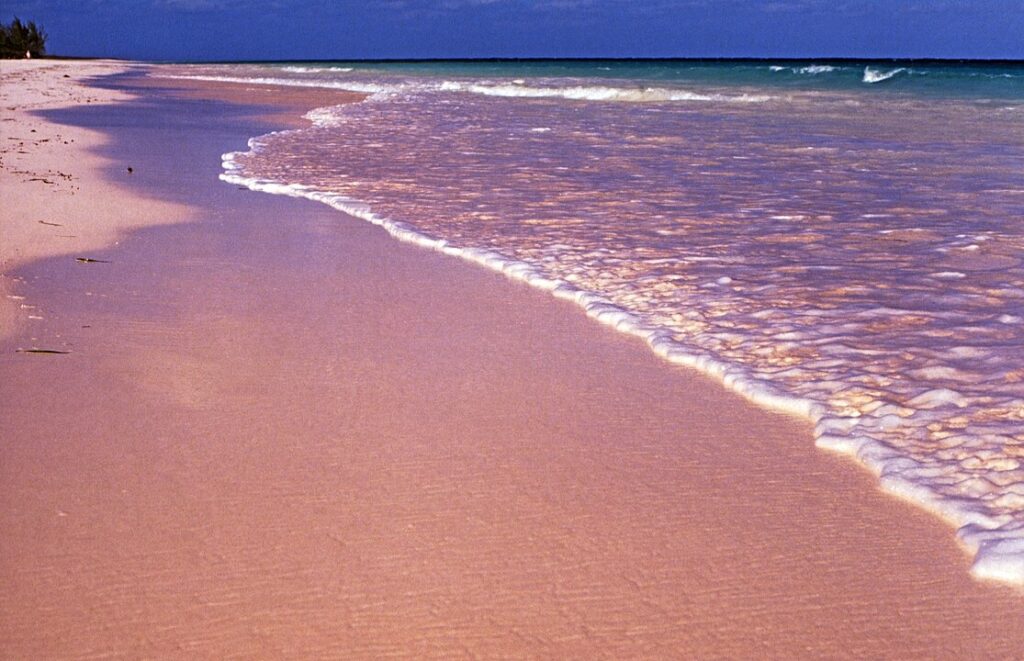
863,67,906,84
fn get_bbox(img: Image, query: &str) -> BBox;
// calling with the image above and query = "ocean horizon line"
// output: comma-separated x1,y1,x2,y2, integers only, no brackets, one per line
161,56,1024,66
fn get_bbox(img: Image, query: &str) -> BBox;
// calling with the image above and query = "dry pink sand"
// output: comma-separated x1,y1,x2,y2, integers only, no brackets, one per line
1,64,1023,658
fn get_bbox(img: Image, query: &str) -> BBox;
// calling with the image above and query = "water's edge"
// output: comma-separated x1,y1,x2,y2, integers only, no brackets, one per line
219,105,1024,587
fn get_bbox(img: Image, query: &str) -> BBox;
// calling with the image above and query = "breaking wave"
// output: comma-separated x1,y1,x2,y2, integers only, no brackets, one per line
155,73,772,105
436,80,772,103
863,67,907,84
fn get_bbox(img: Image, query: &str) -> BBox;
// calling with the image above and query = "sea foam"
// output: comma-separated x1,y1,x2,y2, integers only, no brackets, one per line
863,67,907,84
770,64,840,75
437,80,771,103
197,60,1024,587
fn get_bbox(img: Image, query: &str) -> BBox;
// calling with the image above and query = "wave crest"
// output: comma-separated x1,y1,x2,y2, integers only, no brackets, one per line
863,67,906,84
439,80,772,103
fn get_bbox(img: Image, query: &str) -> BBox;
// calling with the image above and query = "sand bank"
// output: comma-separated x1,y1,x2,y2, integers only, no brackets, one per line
1,66,1022,658
141,74,367,128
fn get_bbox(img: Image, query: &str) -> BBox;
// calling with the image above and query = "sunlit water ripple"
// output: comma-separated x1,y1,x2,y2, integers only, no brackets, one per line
165,61,1024,585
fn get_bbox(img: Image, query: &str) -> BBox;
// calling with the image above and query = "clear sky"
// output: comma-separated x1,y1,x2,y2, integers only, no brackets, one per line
4,0,1022,61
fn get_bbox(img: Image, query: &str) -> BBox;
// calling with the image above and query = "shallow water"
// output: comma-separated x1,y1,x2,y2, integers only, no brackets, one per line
164,60,1024,584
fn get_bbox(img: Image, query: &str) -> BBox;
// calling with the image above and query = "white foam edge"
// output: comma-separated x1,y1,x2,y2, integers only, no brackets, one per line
220,153,1024,588
816,424,1023,586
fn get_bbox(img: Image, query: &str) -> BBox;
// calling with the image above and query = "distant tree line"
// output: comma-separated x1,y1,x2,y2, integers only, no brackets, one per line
1,17,47,59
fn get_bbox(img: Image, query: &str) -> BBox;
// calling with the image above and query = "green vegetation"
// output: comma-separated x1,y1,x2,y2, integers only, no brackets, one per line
1,17,47,59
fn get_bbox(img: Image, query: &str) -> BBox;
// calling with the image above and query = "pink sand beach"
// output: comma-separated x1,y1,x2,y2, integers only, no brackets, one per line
1,60,1023,658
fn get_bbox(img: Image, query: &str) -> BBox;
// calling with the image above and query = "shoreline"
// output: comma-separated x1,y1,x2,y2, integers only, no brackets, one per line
1,63,1023,656
0,59,190,341
219,72,1023,587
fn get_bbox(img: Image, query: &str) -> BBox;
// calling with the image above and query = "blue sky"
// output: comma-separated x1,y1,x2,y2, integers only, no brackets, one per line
3,0,1022,60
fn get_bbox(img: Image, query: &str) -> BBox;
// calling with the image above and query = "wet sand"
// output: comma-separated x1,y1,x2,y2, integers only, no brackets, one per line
140,74,366,128
0,59,189,340
1,65,1023,658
